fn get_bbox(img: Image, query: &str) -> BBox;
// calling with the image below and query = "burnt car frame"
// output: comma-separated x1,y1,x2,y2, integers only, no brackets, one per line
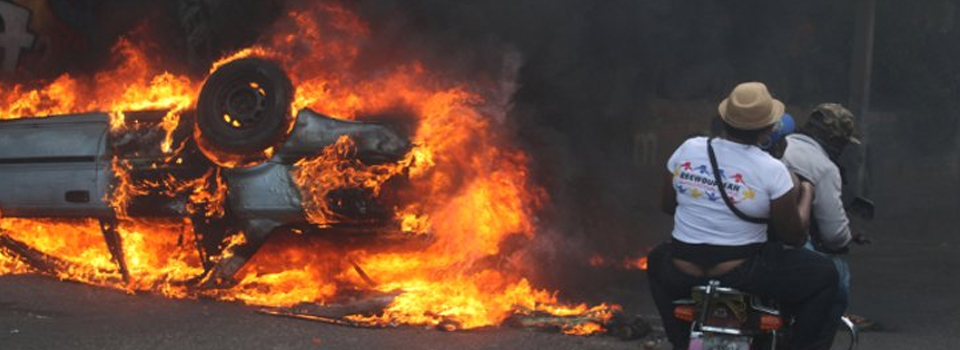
0,58,413,287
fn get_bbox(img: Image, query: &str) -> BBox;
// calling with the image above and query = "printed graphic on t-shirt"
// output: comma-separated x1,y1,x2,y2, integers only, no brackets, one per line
672,161,756,203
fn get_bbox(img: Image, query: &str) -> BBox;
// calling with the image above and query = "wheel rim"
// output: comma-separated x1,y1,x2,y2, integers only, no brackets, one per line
221,81,269,130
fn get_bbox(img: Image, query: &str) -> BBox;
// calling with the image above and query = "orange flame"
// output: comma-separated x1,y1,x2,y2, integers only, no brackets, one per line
588,254,648,271
627,256,649,271
293,136,409,227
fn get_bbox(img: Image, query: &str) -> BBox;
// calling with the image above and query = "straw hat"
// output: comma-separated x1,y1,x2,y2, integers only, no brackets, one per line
718,82,785,130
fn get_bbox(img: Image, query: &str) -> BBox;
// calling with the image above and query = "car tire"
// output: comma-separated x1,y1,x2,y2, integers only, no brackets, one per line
195,58,294,164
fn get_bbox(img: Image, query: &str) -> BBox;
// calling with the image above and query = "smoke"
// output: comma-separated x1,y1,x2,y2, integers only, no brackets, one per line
326,0,671,294
326,0,958,295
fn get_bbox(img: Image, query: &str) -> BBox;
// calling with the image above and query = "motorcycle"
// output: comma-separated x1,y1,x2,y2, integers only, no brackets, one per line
672,280,857,350
671,197,874,350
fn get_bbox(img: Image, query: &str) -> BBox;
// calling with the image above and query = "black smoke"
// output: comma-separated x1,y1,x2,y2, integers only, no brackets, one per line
333,0,960,297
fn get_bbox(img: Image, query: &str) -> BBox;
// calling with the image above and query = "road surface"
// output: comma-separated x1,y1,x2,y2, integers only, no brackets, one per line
1,214,956,350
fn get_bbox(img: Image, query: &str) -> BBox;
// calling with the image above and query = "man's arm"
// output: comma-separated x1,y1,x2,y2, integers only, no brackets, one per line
788,171,815,232
770,186,808,247
797,179,815,233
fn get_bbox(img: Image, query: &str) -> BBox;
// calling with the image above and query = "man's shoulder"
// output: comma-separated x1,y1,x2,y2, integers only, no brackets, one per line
785,134,824,153
783,134,836,179
784,135,833,165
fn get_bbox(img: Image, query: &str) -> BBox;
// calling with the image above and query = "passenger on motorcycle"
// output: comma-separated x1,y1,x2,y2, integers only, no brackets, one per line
781,103,863,345
647,82,839,350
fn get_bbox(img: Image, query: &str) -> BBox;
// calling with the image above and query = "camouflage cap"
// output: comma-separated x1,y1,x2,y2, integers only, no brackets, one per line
809,103,860,145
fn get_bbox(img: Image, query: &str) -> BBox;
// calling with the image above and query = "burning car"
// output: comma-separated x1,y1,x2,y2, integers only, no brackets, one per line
0,58,413,287
0,4,638,334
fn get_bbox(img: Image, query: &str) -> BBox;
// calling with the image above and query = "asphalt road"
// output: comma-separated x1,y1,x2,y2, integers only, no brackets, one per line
1,214,956,350
0,274,646,350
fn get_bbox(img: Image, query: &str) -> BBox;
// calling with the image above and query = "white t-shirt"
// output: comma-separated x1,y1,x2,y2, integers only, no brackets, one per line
666,137,794,246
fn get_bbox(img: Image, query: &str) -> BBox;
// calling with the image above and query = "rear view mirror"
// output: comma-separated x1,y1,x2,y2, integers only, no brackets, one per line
847,197,875,220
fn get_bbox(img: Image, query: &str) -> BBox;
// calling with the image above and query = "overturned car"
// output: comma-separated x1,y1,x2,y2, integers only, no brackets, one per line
0,58,414,287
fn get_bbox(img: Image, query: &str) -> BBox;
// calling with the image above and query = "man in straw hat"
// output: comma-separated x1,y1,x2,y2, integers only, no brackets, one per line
648,82,838,350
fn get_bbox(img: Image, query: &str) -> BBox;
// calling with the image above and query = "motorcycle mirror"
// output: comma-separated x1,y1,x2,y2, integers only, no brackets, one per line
847,197,875,220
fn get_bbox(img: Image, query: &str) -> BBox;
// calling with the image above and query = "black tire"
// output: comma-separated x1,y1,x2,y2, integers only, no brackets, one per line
196,58,294,159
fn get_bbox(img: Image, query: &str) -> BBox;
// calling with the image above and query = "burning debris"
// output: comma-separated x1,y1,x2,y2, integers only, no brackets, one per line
257,291,401,329
257,294,651,339
0,232,114,280
505,306,652,340
0,2,625,337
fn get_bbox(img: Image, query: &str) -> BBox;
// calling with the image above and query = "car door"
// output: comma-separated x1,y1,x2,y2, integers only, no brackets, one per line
0,113,112,218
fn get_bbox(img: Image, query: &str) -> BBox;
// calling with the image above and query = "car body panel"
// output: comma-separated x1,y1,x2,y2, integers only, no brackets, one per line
224,161,304,222
0,113,112,217
277,109,410,163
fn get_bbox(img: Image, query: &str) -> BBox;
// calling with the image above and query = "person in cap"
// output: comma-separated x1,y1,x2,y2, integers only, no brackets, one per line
783,103,860,253
647,82,839,350
780,103,863,346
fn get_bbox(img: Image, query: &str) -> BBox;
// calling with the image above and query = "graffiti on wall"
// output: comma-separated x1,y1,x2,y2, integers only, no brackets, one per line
0,0,35,73
632,131,658,168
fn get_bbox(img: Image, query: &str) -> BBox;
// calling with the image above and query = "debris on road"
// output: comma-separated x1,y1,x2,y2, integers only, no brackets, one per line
257,291,401,328
504,306,651,339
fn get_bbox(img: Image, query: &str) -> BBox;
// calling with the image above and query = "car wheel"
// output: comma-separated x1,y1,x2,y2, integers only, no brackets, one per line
195,58,294,166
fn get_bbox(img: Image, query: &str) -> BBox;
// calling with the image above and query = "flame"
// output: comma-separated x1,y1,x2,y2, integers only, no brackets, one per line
589,254,648,271
627,256,648,271
293,135,409,227
0,2,615,333
0,218,203,292
589,254,606,267
561,304,618,335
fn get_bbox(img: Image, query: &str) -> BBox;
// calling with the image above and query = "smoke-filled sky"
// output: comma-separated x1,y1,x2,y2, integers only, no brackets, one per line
342,0,960,244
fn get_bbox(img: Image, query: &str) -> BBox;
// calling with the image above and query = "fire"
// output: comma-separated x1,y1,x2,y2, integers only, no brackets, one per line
0,218,203,292
0,74,79,118
0,2,615,333
628,256,649,271
589,254,648,271
589,254,606,267
0,38,198,144
293,135,409,227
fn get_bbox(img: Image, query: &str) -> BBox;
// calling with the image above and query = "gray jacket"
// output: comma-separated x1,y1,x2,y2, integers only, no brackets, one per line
781,134,853,250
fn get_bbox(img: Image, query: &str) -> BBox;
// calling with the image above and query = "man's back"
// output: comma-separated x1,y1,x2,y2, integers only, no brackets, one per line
781,133,852,251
